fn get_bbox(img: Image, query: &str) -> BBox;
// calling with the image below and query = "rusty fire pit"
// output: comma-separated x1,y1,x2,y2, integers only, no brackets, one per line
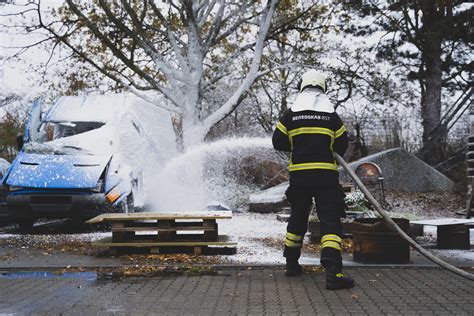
352,218,410,264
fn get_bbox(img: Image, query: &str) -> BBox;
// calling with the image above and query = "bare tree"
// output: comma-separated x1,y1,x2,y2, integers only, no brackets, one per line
230,2,338,133
25,0,280,148
340,0,473,164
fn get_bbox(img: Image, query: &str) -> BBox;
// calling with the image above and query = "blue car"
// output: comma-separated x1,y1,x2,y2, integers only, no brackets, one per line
1,94,177,229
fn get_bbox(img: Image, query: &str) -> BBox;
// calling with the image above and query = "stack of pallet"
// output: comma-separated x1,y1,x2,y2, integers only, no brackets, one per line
87,211,237,255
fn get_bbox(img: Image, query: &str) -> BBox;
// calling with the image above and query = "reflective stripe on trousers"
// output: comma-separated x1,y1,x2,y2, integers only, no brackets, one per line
321,234,342,251
284,231,303,248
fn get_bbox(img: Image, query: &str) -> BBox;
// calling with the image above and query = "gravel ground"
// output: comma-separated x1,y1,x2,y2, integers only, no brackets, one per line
383,190,465,218
0,190,470,268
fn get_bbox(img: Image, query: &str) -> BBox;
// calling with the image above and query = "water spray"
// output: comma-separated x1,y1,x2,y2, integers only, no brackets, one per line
149,137,274,212
335,153,474,281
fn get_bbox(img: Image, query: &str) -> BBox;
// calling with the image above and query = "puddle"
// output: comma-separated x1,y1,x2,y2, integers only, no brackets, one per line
0,271,97,279
0,271,136,282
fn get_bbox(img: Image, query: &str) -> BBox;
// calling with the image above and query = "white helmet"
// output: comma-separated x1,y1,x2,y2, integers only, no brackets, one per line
298,69,326,93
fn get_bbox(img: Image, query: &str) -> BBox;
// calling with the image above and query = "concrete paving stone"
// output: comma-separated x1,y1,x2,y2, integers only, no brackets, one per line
0,267,473,315
297,312,318,316
351,312,377,316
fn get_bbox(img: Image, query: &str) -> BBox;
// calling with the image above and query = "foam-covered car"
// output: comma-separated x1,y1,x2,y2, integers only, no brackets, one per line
1,94,177,229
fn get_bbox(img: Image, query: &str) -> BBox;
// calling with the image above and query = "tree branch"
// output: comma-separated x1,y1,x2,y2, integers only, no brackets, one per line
66,0,162,88
129,87,181,113
202,0,279,131
148,0,191,73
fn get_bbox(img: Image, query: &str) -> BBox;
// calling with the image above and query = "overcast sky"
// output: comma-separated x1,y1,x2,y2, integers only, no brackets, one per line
1,0,62,95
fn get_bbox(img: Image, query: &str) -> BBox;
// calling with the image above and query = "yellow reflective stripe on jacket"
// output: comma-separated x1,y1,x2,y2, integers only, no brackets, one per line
284,239,303,248
288,162,337,172
321,234,342,244
335,125,346,138
276,121,288,135
288,127,334,138
286,232,303,242
321,240,342,251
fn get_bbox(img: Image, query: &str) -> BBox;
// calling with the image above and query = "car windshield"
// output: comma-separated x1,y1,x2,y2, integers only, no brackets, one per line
22,142,92,155
38,121,105,141
24,119,116,156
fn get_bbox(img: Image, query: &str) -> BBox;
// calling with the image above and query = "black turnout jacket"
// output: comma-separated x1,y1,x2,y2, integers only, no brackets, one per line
272,91,348,187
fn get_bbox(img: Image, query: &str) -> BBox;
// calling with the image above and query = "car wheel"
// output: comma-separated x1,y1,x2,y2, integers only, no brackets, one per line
18,219,34,231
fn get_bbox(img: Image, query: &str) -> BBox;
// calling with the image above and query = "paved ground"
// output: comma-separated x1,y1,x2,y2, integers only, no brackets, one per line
0,267,472,315
0,219,473,315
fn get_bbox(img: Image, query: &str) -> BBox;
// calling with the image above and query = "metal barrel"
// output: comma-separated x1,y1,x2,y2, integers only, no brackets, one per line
352,218,410,264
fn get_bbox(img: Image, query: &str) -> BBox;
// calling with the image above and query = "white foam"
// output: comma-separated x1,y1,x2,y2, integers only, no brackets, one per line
147,137,274,212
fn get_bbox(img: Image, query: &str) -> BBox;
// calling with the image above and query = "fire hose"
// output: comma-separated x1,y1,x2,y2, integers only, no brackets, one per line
335,153,474,281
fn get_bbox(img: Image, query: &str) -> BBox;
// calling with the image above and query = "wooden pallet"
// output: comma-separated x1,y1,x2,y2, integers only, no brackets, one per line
87,211,237,255
93,235,238,255
411,218,474,249
87,211,232,223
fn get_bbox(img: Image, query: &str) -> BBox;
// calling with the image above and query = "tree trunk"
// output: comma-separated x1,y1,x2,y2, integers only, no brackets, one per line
419,2,446,165
182,117,207,150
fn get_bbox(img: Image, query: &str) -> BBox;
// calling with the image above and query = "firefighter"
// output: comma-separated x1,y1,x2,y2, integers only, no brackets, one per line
272,69,355,290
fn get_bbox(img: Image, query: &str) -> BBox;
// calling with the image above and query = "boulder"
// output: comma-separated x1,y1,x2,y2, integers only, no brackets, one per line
239,156,288,188
248,182,289,213
247,148,454,213
339,147,454,192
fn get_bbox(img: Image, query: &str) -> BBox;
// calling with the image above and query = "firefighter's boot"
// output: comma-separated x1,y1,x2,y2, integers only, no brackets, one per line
325,268,355,290
285,259,303,277
284,246,302,277
320,234,354,289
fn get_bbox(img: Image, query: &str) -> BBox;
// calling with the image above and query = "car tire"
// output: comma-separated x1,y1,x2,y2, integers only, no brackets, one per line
18,219,34,231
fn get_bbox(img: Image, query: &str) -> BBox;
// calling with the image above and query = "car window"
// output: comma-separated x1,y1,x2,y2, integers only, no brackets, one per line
38,121,105,141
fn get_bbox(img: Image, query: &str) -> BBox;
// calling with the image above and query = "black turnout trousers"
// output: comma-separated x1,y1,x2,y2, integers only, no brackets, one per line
285,182,346,270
